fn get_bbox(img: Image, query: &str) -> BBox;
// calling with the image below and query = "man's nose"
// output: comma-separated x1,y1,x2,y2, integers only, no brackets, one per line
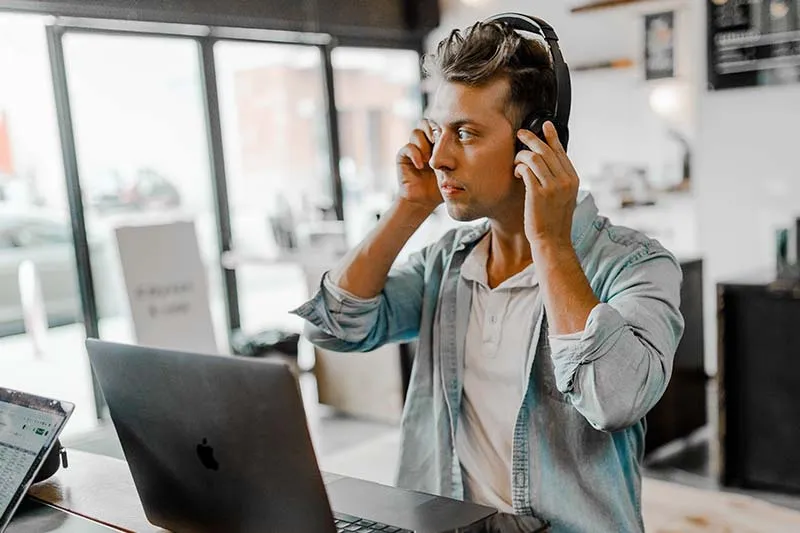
429,132,455,171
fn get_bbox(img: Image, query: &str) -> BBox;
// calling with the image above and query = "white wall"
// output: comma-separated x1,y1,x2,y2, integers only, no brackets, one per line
568,68,685,186
428,1,636,68
696,84,800,282
429,0,800,374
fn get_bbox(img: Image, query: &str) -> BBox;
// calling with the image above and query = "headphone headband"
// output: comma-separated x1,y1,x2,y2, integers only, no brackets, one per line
483,13,572,148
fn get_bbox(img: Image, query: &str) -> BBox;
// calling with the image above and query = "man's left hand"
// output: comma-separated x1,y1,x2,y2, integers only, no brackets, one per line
514,121,580,249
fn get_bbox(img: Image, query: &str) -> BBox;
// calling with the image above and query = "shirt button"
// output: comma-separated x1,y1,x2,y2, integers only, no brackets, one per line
490,315,497,324
514,472,524,487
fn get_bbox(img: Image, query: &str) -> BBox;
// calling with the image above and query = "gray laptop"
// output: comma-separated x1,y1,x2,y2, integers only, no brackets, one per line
86,339,497,533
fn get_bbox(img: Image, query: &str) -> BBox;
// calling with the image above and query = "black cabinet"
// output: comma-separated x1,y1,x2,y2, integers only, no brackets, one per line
717,275,800,493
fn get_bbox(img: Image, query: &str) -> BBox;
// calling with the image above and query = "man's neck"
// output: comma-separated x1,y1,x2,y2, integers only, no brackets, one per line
486,221,533,289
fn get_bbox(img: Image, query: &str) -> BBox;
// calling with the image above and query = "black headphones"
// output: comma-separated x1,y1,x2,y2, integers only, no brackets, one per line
484,13,572,153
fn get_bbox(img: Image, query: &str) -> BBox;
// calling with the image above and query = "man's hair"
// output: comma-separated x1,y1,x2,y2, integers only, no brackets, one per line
423,21,556,128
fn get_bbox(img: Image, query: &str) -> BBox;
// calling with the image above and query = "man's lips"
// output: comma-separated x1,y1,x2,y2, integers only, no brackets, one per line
440,182,465,196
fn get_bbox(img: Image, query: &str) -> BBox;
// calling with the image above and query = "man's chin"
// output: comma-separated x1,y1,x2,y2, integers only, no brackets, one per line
444,202,481,222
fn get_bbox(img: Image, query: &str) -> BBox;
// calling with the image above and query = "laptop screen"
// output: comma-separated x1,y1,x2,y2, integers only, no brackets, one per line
0,388,74,531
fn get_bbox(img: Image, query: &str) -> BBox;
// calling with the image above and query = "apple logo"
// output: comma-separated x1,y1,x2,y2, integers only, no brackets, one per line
196,438,219,471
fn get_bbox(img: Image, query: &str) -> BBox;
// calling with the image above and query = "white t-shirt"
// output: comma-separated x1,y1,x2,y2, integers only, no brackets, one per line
455,233,541,513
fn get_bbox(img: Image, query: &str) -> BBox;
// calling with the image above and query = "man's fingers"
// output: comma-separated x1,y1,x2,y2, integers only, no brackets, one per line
397,144,426,170
542,121,561,150
515,128,547,152
543,121,579,177
518,127,565,180
515,162,544,190
514,151,556,187
418,119,436,145
409,129,433,162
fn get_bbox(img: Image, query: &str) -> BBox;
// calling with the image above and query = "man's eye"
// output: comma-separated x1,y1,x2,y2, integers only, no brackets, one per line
457,129,473,141
431,129,442,142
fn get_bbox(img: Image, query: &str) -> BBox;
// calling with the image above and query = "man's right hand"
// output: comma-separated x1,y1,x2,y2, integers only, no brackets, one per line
329,121,441,299
396,120,443,213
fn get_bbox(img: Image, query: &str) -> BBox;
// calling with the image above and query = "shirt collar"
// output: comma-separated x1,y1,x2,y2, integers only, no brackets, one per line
460,233,538,290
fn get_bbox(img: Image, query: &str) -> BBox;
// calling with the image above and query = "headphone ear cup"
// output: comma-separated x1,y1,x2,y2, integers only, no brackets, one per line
515,114,571,153
515,113,549,153
556,123,570,152
527,115,548,142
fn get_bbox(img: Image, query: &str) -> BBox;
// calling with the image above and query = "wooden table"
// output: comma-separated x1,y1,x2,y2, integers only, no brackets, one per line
10,449,496,532
11,450,165,532
13,447,800,533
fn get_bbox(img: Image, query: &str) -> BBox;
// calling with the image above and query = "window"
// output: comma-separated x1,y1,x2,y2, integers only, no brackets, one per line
0,14,97,437
63,32,227,350
215,41,332,336
331,47,422,246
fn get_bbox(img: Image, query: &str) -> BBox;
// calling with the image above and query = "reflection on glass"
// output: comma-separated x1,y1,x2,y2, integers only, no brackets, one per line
331,47,422,246
63,33,226,350
0,14,97,436
215,42,332,336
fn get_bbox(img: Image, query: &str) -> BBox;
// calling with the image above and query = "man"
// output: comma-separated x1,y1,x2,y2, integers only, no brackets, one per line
293,18,683,533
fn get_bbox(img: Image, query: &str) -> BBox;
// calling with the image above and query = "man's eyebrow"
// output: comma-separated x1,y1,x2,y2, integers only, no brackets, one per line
424,117,484,129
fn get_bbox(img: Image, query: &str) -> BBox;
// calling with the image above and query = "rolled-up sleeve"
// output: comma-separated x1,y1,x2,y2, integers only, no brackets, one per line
290,249,428,353
549,251,685,432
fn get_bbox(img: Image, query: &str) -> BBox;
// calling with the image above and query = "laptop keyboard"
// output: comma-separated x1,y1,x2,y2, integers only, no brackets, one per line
334,512,413,532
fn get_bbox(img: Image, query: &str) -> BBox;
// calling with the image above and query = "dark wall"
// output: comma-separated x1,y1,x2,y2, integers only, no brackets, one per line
4,0,310,30
3,0,439,38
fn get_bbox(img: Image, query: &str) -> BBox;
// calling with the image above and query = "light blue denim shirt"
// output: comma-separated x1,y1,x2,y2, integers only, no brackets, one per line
292,192,684,533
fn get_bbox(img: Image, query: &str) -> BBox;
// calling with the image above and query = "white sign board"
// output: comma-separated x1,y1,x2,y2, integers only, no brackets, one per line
114,221,219,354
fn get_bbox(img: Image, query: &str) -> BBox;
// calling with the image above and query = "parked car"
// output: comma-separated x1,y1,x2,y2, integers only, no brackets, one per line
0,209,117,337
88,168,181,213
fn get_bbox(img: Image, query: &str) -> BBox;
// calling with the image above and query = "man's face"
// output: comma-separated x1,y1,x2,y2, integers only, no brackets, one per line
426,77,521,222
